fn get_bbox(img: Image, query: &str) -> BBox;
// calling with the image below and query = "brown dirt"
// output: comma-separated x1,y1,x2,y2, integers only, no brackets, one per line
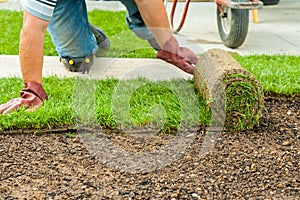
0,97,299,199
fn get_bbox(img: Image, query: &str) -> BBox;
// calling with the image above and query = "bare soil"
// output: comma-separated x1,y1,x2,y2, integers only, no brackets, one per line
0,97,299,200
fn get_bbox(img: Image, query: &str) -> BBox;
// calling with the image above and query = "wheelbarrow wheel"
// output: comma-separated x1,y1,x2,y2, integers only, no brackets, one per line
217,0,249,49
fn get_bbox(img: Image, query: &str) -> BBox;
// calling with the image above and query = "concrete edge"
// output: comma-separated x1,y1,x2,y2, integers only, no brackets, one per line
0,55,192,80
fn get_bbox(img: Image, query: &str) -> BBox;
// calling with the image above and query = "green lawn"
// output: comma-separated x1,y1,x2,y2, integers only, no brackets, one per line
234,55,300,96
0,10,299,132
0,76,208,133
0,10,156,58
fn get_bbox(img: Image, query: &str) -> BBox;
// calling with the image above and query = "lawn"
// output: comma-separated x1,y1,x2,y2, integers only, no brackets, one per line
0,10,299,132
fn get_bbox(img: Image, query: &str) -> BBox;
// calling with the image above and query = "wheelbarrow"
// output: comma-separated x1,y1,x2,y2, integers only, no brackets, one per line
166,0,263,48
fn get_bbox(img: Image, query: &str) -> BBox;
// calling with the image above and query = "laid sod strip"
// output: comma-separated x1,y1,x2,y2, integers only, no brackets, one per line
0,11,299,132
0,76,208,133
234,55,300,97
194,48,264,131
73,77,209,133
1,10,299,93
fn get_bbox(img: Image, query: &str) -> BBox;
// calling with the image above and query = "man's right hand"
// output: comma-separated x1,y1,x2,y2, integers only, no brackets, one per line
156,36,198,75
0,81,48,114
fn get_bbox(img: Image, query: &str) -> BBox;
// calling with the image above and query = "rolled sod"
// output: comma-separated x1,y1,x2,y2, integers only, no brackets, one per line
194,48,264,130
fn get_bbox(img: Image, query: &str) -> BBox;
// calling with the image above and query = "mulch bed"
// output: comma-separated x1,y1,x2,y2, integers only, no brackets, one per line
0,97,299,199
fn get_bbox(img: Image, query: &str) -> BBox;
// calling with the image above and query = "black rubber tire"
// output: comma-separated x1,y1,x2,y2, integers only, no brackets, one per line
216,0,249,49
261,0,280,5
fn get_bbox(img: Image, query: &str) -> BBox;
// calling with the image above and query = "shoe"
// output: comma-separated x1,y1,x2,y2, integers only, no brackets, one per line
59,53,94,74
90,24,110,51
60,25,109,74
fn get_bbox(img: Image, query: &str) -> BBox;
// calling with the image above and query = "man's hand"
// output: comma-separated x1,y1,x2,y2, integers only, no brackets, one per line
157,36,198,75
0,81,48,114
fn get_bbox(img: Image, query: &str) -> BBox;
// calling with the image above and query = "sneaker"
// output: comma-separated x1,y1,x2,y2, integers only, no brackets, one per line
90,24,110,51
59,53,94,74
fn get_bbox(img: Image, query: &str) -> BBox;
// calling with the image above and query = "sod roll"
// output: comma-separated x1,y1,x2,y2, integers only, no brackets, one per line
194,48,264,130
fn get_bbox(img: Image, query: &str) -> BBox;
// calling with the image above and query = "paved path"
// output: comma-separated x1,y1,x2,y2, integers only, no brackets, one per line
0,56,191,80
170,0,300,56
0,0,299,79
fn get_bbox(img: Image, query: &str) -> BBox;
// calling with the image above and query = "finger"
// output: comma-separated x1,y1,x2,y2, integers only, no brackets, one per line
26,103,43,113
2,103,22,114
157,50,195,74
0,103,11,114
179,47,198,65
171,58,194,75
180,61,195,75
0,99,17,114
0,98,23,114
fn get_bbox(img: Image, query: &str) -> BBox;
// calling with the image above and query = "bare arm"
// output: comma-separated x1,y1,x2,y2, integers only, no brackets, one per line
135,0,172,48
20,11,49,84
134,0,198,75
0,11,49,114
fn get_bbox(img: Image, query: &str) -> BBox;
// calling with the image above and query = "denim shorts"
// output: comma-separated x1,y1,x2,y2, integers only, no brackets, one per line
21,0,155,58
21,0,57,21
21,0,98,58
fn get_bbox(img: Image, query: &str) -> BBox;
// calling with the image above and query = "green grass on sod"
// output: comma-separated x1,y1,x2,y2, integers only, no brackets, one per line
0,76,209,132
234,55,300,97
0,10,299,132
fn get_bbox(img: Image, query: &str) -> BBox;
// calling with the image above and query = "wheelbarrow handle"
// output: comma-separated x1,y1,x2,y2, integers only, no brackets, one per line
227,1,263,10
170,0,191,33
215,0,263,10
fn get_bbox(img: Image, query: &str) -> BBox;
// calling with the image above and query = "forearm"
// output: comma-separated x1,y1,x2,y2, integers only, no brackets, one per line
135,0,172,48
0,12,49,114
20,11,48,84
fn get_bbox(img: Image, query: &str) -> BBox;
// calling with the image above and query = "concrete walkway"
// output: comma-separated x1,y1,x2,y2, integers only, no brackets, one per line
171,0,300,56
0,56,192,80
0,0,299,79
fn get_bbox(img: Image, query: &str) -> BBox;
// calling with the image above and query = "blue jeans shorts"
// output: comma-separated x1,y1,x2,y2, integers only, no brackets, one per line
21,0,98,58
21,0,156,58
